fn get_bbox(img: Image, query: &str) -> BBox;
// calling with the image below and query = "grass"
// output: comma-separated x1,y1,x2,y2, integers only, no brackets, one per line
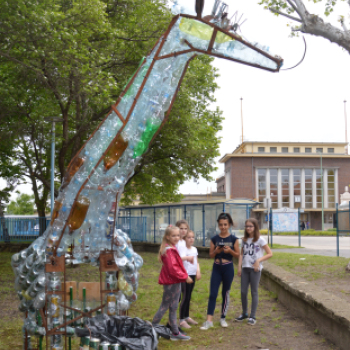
270,252,349,281
270,243,304,249
0,251,344,349
260,229,337,236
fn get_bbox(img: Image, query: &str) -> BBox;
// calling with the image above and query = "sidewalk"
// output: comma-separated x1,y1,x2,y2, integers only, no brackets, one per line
261,235,350,258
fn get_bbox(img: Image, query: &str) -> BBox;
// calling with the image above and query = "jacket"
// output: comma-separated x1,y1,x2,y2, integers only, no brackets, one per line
158,246,188,285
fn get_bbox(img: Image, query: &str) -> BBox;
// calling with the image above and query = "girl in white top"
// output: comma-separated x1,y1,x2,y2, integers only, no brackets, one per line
175,219,193,264
178,230,201,328
235,218,272,326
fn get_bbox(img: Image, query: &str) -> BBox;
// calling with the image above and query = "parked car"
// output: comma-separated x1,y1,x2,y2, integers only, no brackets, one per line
158,223,169,237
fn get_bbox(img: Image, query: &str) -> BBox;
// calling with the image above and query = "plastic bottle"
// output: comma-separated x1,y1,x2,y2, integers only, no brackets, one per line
68,196,90,233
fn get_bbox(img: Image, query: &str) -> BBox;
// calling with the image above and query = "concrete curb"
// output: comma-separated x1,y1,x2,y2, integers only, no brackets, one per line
261,262,350,350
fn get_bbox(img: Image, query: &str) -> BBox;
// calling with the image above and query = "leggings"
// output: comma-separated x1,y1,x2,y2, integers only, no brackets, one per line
241,268,261,318
179,275,196,321
152,283,181,334
207,262,234,318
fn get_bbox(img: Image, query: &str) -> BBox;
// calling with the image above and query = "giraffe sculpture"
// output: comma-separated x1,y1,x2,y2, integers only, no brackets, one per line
11,0,283,348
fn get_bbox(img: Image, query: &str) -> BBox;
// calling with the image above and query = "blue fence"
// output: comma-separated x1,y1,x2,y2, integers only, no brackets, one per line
0,216,147,244
0,217,50,243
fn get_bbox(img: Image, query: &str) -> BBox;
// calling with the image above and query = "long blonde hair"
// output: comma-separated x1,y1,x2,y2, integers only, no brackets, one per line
158,225,180,262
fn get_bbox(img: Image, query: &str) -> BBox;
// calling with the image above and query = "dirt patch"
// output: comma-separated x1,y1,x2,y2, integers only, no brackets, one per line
313,276,350,303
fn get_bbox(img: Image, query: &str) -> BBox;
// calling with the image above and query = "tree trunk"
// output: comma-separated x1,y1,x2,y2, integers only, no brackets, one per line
0,201,9,243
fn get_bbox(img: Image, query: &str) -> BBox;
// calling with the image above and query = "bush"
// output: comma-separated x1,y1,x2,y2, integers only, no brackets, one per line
259,229,336,236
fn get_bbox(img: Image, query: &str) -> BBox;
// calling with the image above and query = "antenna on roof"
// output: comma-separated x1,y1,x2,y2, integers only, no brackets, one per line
195,0,205,18
241,97,244,153
345,100,348,155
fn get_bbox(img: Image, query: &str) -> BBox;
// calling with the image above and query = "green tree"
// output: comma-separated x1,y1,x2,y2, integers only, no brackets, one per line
0,0,223,213
7,193,35,215
259,0,350,54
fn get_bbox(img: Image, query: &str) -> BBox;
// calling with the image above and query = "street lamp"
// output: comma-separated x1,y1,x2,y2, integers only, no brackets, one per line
44,117,63,218
317,149,324,231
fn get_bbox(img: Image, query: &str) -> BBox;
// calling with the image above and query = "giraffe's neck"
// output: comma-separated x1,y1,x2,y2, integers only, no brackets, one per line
40,23,196,259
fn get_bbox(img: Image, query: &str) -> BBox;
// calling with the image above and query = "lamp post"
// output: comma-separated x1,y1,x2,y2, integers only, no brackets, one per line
44,117,63,218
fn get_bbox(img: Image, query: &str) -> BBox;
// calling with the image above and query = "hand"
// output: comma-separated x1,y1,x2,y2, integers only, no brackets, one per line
223,245,231,254
253,260,260,272
187,256,194,264
196,271,201,281
186,276,193,284
215,246,223,253
238,267,242,277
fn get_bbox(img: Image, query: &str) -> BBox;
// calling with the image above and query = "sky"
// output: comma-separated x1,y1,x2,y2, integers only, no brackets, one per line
5,0,350,200
178,0,350,194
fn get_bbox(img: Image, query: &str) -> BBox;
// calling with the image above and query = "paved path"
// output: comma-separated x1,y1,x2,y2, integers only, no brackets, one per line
261,235,350,258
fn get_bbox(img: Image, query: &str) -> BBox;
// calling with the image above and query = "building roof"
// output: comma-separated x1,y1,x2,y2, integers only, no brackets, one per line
120,198,260,210
220,141,350,163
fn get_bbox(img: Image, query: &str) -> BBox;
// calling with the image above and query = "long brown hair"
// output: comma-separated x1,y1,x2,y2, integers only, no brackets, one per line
243,218,260,242
158,225,180,263
175,219,189,230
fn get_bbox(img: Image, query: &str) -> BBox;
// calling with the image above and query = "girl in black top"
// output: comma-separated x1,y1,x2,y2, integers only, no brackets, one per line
200,213,240,330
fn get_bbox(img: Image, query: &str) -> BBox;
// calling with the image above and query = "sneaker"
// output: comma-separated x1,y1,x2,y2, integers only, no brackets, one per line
247,317,256,326
179,320,191,329
170,331,191,341
220,318,228,328
235,314,249,322
200,320,214,330
186,317,198,325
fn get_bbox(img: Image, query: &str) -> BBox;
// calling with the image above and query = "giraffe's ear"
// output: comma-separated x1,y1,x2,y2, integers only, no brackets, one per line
195,0,205,18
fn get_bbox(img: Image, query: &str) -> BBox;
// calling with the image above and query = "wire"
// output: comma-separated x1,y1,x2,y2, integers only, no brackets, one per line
281,36,307,71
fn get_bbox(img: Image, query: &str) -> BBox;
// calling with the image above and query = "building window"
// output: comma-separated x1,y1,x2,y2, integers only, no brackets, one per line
328,148,334,153
294,147,300,153
282,147,288,153
315,169,322,209
316,148,323,153
293,169,301,209
281,169,289,207
328,169,335,208
305,169,313,209
270,169,278,209
270,147,277,153
257,169,266,206
258,147,265,153
305,148,312,153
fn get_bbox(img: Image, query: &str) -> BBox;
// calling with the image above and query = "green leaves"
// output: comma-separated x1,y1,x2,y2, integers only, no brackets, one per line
6,193,35,215
0,0,223,211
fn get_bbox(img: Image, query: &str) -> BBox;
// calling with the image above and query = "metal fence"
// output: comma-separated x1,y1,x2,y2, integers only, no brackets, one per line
0,216,147,244
0,217,50,243
119,201,255,247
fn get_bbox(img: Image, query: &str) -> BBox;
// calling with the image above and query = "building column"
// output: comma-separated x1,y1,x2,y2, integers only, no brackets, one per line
266,168,271,205
334,169,340,204
301,168,305,208
225,168,231,200
312,168,317,208
255,168,259,200
335,168,339,204
277,168,282,208
324,168,328,209
289,168,294,208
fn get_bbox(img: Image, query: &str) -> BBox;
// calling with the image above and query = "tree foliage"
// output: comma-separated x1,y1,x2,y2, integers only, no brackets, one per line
0,0,223,211
7,193,36,215
259,0,350,54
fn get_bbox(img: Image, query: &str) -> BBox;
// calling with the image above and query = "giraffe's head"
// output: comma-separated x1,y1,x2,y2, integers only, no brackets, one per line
162,0,282,72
